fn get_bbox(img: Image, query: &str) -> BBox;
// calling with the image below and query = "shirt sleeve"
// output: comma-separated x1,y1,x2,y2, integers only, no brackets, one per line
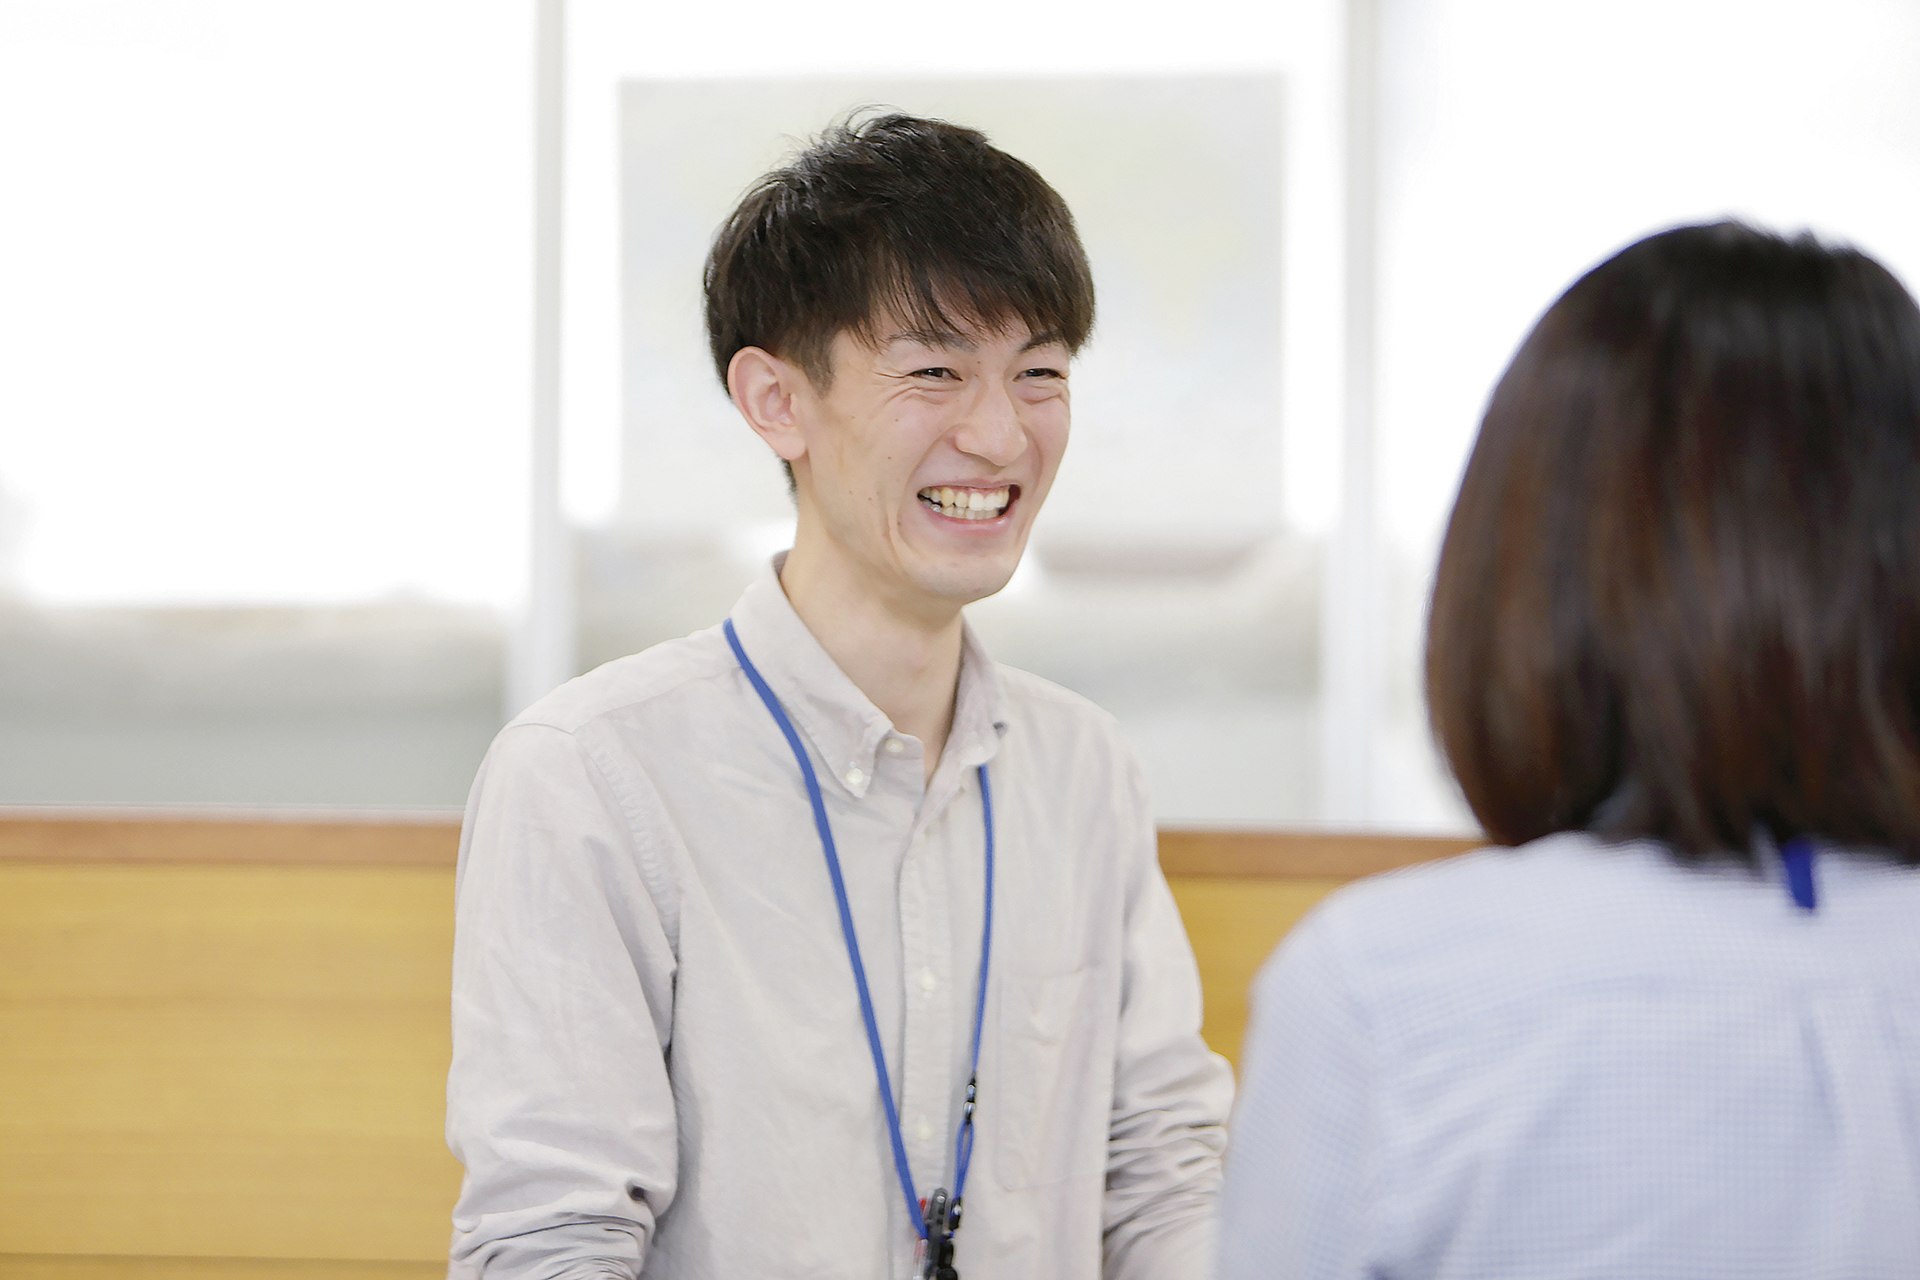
1218,906,1380,1280
446,721,680,1280
1101,759,1237,1280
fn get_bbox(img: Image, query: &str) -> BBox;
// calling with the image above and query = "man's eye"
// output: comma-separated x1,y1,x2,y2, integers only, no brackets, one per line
912,367,958,380
1021,366,1065,380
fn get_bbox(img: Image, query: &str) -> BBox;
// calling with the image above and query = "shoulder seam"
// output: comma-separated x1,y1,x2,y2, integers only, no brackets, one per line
511,656,742,736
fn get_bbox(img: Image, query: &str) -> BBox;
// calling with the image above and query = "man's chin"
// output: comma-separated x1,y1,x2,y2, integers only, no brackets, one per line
911,557,1022,609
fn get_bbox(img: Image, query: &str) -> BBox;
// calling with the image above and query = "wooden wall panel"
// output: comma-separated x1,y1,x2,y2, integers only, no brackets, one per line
1166,876,1351,1066
0,810,1480,1271
0,1259,440,1280
1161,829,1478,1063
1159,827,1480,878
0,811,1479,878
0,811,459,868
0,865,461,1262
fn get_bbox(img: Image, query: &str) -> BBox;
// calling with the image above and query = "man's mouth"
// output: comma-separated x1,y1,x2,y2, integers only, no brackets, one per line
917,485,1014,521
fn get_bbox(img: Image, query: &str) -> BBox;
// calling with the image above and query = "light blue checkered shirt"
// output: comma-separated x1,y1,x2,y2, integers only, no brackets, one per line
1220,831,1920,1279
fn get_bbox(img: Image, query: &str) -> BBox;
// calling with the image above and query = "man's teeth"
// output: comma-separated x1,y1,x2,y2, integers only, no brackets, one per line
918,486,1011,520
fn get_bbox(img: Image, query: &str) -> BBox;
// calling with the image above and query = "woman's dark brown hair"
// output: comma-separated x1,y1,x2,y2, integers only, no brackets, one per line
1427,221,1920,865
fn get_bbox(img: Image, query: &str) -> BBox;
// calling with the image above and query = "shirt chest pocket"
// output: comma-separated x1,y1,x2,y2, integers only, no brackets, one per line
992,966,1116,1190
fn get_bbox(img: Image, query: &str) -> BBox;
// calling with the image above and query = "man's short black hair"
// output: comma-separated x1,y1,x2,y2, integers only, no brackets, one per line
1427,221,1920,866
703,112,1096,393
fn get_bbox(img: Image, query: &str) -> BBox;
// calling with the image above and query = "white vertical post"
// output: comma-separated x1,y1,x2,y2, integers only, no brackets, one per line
508,0,575,719
1319,0,1382,825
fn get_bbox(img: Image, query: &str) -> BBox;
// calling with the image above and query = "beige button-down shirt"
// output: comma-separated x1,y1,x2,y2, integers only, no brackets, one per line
447,566,1232,1279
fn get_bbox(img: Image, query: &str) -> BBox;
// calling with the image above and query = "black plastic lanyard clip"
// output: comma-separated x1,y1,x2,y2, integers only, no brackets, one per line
922,1186,959,1280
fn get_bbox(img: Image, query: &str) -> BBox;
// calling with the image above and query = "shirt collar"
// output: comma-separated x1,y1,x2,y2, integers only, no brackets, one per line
725,556,1009,800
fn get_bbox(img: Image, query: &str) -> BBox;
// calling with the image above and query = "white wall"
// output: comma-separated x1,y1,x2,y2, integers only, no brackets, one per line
12,0,1914,823
0,1,531,608
1369,0,1920,829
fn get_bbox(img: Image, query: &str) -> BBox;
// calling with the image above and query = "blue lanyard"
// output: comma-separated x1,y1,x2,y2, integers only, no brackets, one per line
1780,836,1818,912
725,619,995,1252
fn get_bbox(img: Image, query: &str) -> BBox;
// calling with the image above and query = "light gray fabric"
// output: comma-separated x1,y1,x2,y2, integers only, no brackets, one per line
447,564,1232,1279
1221,831,1920,1280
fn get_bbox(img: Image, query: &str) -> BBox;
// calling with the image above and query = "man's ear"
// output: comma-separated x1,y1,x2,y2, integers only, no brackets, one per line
727,347,810,463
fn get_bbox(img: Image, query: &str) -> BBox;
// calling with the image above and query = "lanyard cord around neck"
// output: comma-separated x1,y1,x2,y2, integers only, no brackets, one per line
725,619,995,1247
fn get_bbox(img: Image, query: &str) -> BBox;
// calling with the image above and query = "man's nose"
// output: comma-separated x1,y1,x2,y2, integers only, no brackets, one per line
953,380,1028,467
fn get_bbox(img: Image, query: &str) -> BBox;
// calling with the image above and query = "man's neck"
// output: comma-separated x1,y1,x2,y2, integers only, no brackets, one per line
777,547,964,782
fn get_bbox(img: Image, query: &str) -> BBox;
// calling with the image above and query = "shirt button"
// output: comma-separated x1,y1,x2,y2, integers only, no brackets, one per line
919,970,937,993
883,738,904,756
844,766,865,788
915,1118,933,1144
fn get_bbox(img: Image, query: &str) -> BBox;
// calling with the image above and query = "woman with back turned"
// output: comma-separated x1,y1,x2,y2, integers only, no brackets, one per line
1220,222,1920,1279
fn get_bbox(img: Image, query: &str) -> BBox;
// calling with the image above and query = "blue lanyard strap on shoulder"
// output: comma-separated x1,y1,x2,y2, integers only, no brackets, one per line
724,619,995,1245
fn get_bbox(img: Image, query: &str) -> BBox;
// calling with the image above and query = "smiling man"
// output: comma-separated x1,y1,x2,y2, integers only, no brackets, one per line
446,114,1231,1280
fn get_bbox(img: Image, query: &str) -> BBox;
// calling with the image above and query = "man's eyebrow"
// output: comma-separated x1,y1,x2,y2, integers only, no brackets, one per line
879,327,1069,354
883,327,978,351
